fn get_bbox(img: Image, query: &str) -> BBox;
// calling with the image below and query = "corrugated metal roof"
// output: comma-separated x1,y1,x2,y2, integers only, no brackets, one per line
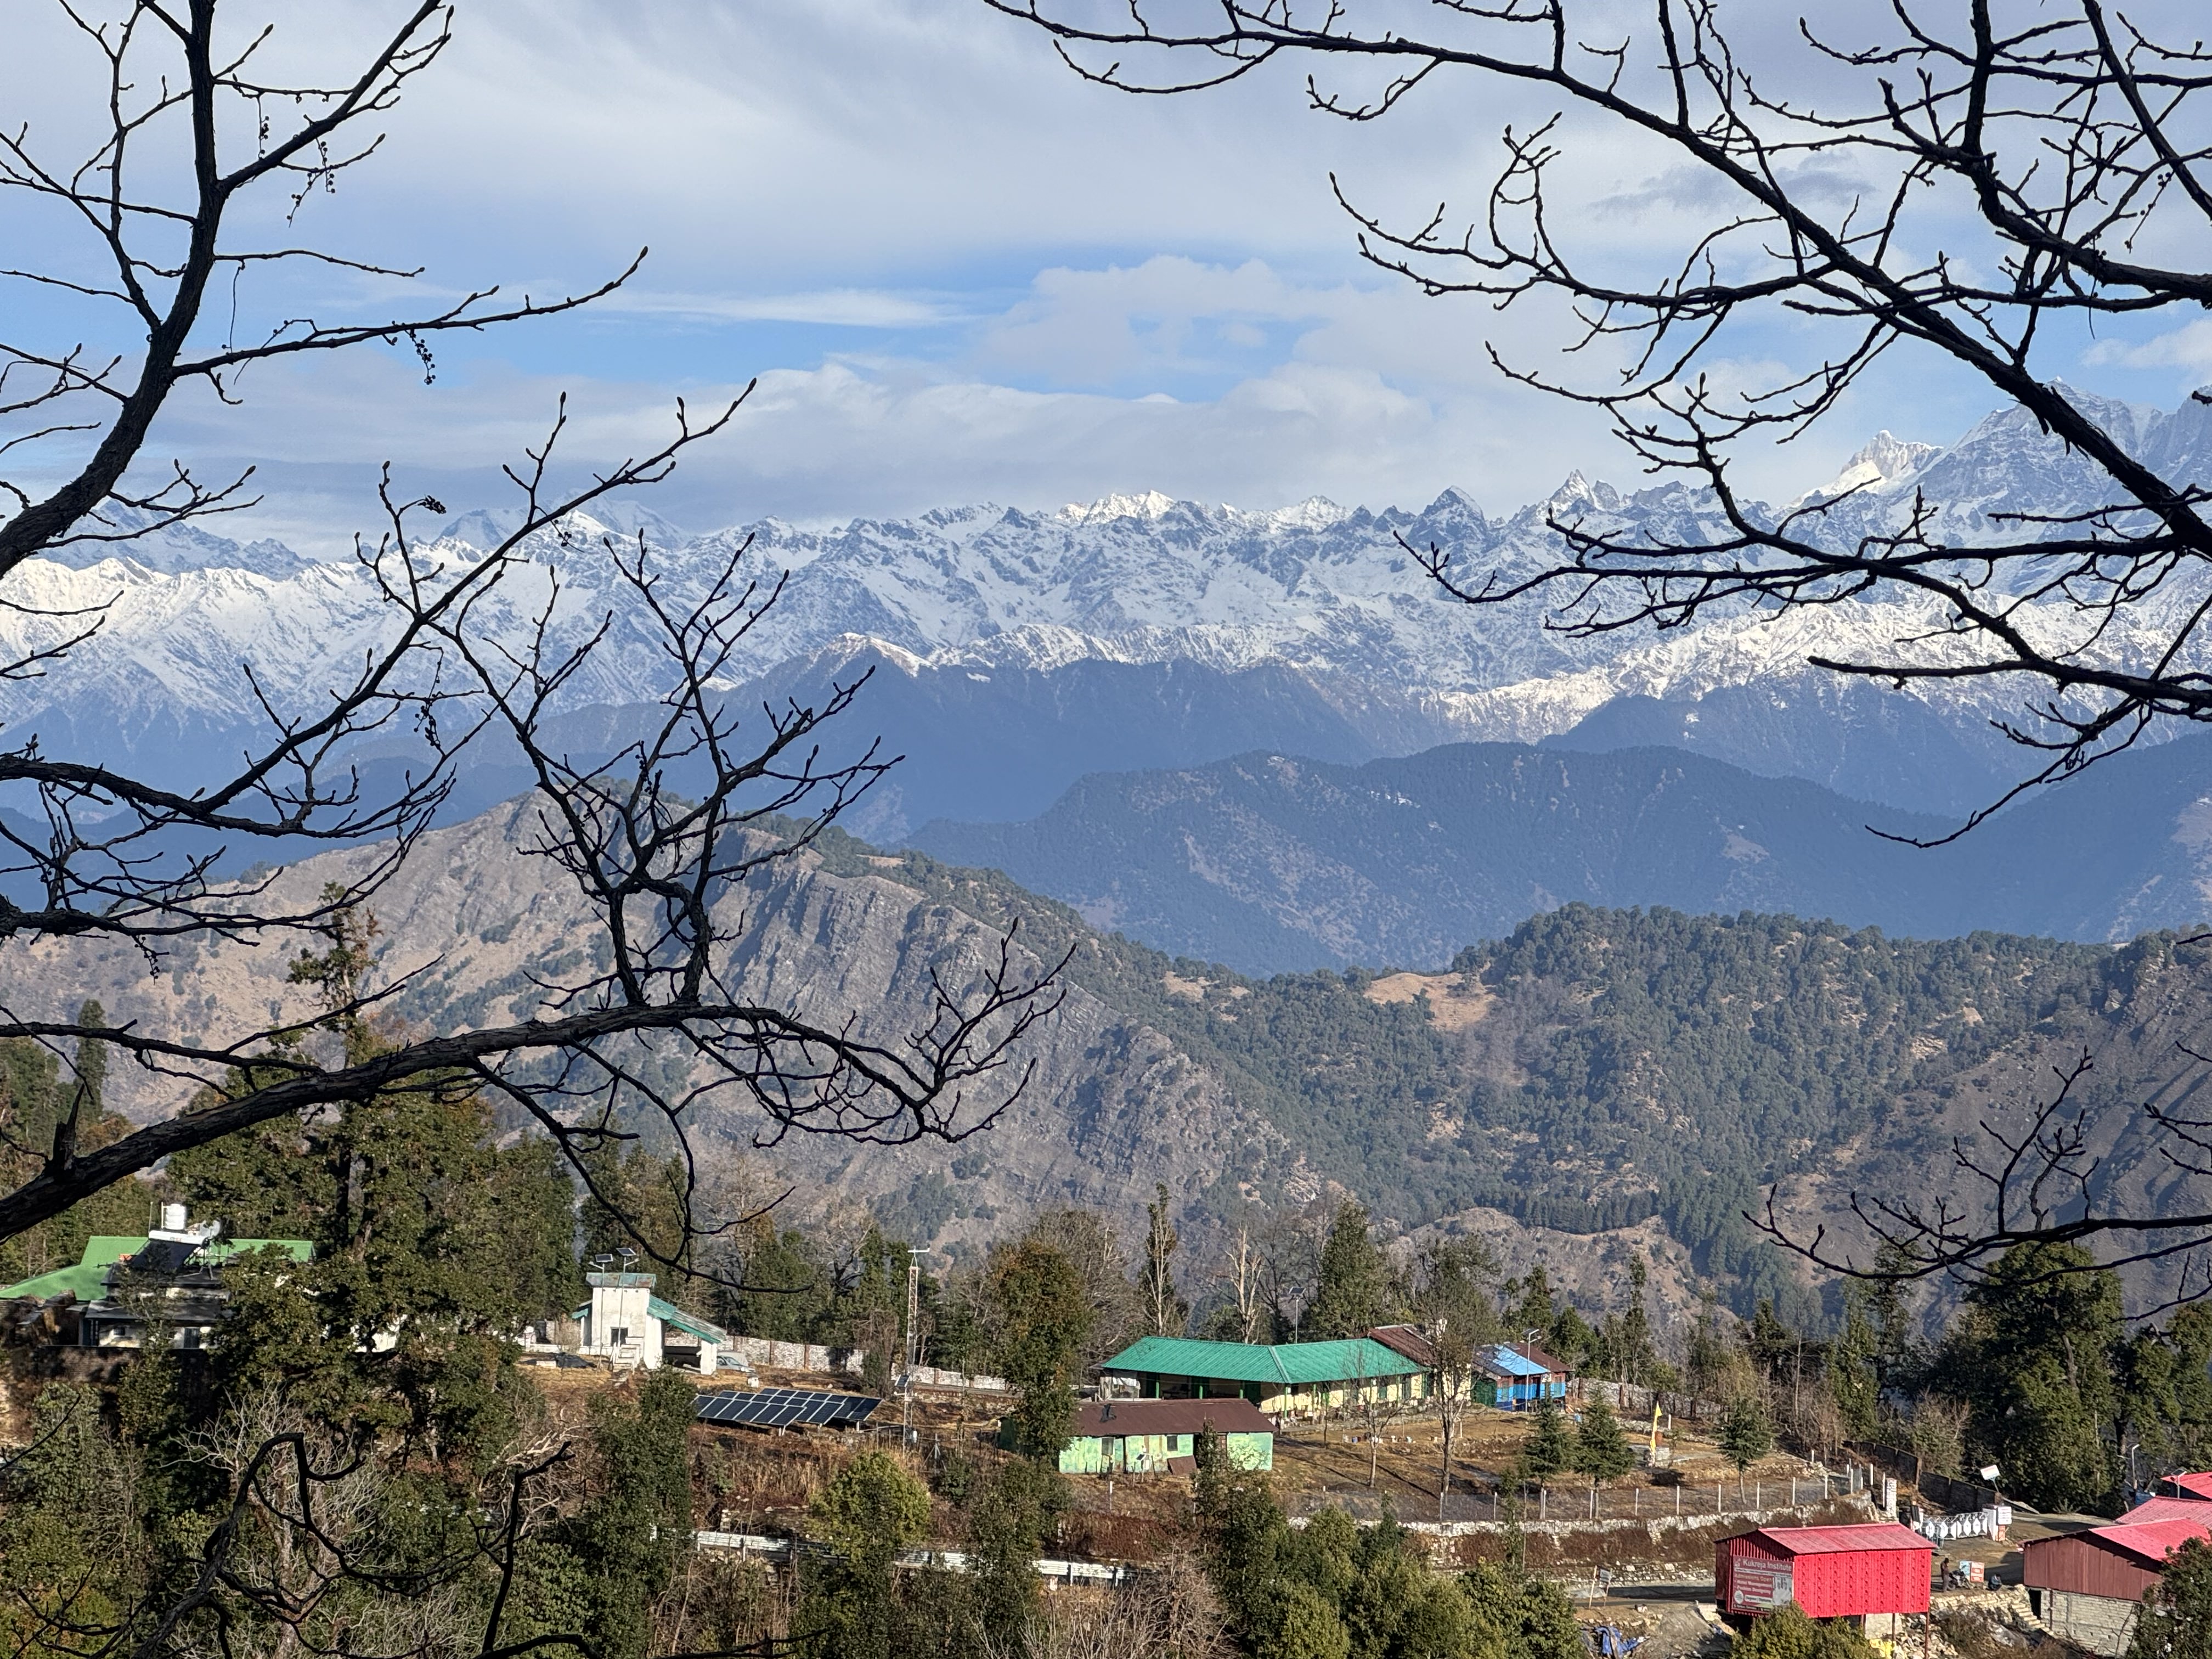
650,1296,729,1346
1281,1339,1425,1381
2123,1497,2212,1526
1749,1523,1933,1556
2171,1473,2212,1502
1101,1335,1424,1384
1077,1398,1272,1436
2086,1516,2212,1566
1481,1344,1549,1378
1368,1324,1436,1365
1516,1341,1570,1375
2,1235,313,1304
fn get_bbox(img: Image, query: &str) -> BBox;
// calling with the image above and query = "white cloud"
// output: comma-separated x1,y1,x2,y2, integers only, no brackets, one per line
9,0,2202,552
2085,320,2212,374
600,289,964,328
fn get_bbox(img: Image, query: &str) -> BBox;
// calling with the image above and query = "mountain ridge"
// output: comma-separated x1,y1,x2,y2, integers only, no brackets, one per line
16,388,2212,813
911,734,2212,974
9,789,2211,1325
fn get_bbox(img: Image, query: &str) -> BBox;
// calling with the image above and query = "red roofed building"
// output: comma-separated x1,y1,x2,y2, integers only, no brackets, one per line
1717,1524,1932,1636
2120,1497,2212,1527
2024,1513,2212,1654
2161,1472,2212,1503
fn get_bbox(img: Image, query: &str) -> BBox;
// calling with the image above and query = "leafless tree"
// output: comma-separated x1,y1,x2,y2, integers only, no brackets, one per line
0,2,1062,1272
1138,1182,1185,1338
1208,1223,1267,1345
990,0,2212,1290
1427,1327,1475,1523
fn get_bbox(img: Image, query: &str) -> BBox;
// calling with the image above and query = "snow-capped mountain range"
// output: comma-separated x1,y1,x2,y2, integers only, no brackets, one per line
5,385,2207,815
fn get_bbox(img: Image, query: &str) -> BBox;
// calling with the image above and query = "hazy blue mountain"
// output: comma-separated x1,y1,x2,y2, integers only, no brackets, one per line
911,736,2212,973
1542,681,2032,818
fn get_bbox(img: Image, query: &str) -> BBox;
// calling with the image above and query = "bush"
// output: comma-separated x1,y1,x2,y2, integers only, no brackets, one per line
1734,1604,1882,1659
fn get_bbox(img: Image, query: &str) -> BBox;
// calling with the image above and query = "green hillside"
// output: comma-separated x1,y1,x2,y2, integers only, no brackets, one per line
805,825,2129,1321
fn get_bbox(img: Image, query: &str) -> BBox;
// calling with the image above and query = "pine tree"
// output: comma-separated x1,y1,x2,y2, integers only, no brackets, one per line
1305,1201,1390,1340
1953,1242,2123,1513
1573,1397,1637,1484
2131,1536,2212,1659
991,1238,1092,1459
1719,1393,1775,1496
1523,1395,1573,1480
1685,1294,1731,1408
1614,1254,1657,1384
1830,1293,1881,1441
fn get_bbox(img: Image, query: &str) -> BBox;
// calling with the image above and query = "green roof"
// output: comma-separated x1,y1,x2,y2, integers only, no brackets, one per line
649,1295,729,1347
1101,1335,1424,1386
1,1235,313,1304
566,1293,732,1348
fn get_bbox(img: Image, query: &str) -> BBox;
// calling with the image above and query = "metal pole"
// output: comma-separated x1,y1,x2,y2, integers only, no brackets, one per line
902,1248,926,1441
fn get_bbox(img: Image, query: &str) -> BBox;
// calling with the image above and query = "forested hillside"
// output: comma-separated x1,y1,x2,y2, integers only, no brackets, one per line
808,829,2148,1322
911,736,2212,973
9,798,2197,1329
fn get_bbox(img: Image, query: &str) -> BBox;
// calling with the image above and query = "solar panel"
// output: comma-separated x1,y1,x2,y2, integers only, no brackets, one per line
119,1238,200,1278
693,1388,881,1430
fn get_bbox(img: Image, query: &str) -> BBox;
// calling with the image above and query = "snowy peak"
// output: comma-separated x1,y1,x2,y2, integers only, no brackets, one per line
1058,490,1183,525
39,506,312,579
1807,431,1940,500
16,388,2212,804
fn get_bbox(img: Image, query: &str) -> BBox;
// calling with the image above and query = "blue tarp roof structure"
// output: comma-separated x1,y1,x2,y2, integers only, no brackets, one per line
1481,1345,1549,1378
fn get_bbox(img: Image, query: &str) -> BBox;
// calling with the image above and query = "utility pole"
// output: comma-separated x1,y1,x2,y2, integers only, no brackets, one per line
902,1248,926,1441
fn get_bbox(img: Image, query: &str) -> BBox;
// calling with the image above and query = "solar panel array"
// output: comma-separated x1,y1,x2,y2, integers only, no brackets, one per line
694,1388,882,1430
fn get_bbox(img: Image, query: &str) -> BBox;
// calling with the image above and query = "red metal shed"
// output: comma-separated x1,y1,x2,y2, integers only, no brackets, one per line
2165,1473,2212,1503
2024,1516,2212,1604
1717,1524,1933,1618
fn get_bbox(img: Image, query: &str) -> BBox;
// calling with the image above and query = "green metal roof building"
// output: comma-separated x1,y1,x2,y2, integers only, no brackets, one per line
2,1233,315,1349
2,1235,314,1305
1099,1335,1429,1415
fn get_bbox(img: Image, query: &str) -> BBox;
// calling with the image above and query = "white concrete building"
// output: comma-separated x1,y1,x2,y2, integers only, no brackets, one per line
575,1270,727,1374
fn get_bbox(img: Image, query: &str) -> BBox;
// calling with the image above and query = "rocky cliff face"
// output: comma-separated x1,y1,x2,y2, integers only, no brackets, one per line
0,799,1284,1255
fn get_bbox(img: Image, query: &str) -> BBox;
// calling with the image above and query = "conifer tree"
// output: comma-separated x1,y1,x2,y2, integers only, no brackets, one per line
2130,1536,2212,1659
1523,1395,1573,1482
1720,1394,1775,1497
1831,1293,1882,1442
991,1238,1092,1459
1951,1242,2122,1513
1306,1201,1390,1340
1573,1397,1637,1485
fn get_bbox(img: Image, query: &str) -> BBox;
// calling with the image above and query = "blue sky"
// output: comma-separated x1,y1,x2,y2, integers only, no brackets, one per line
5,1,2211,552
